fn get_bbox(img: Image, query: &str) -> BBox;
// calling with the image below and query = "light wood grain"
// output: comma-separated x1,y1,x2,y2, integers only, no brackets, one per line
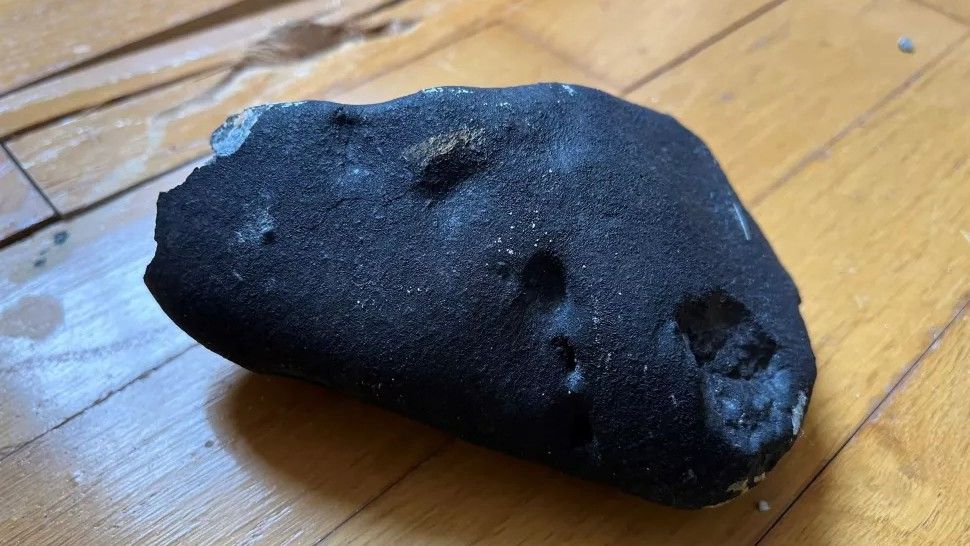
0,147,52,243
506,0,773,88
334,24,614,104
6,72,233,214
626,0,965,204
0,162,199,455
918,0,970,22
5,0,513,214
0,0,393,137
0,0,249,93
763,311,970,545
0,345,446,544
321,25,970,546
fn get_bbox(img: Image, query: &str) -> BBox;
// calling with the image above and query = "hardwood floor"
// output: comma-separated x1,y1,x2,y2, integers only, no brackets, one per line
0,0,967,543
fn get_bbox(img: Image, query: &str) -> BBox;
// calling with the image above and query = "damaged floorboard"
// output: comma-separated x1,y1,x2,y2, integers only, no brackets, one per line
0,0,968,544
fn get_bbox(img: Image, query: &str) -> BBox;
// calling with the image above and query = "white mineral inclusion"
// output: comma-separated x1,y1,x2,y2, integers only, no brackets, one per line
212,101,306,157
791,391,808,435
726,478,750,494
566,368,584,392
212,104,274,157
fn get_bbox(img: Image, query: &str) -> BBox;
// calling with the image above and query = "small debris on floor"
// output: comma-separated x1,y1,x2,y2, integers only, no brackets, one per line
53,231,69,245
758,500,771,512
897,36,914,54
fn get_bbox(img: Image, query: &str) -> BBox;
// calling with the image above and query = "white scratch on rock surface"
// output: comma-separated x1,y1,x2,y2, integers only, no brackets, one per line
211,104,274,157
791,391,807,435
732,202,751,241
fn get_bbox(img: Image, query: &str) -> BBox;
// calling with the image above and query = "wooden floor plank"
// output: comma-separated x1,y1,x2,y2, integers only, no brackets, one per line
0,0,256,94
917,0,970,22
319,32,970,546
506,0,775,89
0,346,445,544
763,311,970,545
0,162,199,455
626,0,966,203
0,147,53,244
334,24,616,104
0,0,393,138
6,73,232,214
5,0,513,214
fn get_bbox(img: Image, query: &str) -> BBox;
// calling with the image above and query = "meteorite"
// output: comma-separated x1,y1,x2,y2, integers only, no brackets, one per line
145,84,815,508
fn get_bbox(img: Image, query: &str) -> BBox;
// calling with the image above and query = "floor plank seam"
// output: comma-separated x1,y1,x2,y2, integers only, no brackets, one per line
0,214,58,250
323,17,506,101
754,297,970,545
4,5,506,225
749,29,970,208
0,343,197,465
1,141,59,215
61,155,213,222
0,1,424,140
0,0,397,100
906,0,970,26
500,18,620,90
0,140,60,249
84,0,414,81
619,0,788,95
312,438,454,545
0,66,229,142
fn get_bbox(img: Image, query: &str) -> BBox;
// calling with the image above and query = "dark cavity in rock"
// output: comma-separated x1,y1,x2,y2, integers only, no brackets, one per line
145,83,816,509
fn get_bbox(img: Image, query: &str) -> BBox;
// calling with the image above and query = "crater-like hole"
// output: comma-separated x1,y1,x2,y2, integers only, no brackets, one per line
676,290,777,379
408,128,485,199
551,335,577,370
565,394,594,449
521,251,566,306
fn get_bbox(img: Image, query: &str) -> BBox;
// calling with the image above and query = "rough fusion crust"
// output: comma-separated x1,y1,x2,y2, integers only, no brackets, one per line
145,84,816,508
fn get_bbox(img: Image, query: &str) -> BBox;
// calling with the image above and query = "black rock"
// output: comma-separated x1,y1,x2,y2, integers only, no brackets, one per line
145,84,815,508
